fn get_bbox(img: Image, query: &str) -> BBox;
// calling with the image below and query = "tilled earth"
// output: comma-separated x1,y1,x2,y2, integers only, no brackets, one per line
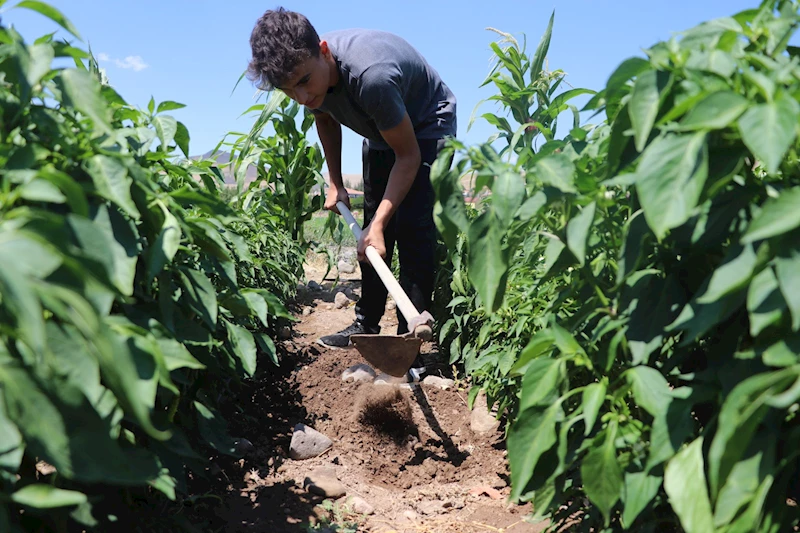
181,262,547,533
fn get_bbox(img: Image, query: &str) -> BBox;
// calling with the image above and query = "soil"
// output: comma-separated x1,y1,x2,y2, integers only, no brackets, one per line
180,254,548,533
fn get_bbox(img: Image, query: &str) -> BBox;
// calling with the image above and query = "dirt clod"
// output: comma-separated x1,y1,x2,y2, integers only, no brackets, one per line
355,386,418,444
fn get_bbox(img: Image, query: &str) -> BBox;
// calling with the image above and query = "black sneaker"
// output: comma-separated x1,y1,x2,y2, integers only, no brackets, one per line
317,320,379,348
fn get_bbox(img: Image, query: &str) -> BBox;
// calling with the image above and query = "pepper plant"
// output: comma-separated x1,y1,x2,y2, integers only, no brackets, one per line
433,1,800,531
0,3,304,531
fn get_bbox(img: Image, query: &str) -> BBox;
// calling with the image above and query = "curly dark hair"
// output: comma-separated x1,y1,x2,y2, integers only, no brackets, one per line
247,7,320,91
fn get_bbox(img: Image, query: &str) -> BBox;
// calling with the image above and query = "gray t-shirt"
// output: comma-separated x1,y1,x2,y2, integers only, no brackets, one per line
313,29,457,150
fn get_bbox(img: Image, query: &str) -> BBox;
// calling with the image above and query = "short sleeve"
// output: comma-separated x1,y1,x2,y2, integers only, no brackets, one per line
357,63,406,132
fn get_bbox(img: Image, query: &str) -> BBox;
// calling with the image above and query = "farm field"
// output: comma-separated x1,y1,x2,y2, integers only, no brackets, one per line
2,1,800,532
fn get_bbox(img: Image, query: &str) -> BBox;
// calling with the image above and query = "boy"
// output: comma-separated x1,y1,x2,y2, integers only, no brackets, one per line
247,8,456,379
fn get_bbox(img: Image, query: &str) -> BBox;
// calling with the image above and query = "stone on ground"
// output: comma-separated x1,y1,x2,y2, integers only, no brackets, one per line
341,364,376,383
337,259,356,274
348,496,375,515
290,424,333,460
470,391,501,435
304,466,346,499
334,291,350,309
422,375,455,390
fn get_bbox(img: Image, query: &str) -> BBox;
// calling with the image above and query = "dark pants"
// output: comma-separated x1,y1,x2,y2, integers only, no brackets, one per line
355,137,447,334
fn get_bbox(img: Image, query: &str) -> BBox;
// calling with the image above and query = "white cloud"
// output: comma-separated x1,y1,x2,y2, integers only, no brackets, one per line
96,53,149,72
114,55,149,72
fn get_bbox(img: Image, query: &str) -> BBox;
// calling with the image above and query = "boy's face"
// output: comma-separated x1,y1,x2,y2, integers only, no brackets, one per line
278,41,336,109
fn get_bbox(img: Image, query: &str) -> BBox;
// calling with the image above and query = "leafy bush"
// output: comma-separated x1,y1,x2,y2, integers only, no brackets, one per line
0,3,308,530
433,1,800,531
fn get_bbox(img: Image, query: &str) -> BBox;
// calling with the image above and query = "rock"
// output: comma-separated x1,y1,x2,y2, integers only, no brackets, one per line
422,376,455,390
290,424,333,460
349,496,374,515
279,326,292,340
304,467,346,499
342,364,376,383
416,500,443,515
334,292,350,309
403,510,419,521
234,438,255,456
338,259,356,274
307,280,322,291
302,307,313,316
470,392,500,435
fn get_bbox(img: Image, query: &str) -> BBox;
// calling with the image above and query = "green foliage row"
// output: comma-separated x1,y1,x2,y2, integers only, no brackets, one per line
0,3,316,530
432,1,800,531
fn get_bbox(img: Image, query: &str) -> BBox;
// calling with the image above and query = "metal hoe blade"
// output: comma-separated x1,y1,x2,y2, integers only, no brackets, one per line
350,333,422,378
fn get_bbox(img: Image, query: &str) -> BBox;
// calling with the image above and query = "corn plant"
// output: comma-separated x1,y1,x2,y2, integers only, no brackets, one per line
433,1,800,531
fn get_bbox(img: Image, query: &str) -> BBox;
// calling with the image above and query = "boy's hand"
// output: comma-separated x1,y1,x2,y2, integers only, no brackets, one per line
324,184,351,214
358,222,386,261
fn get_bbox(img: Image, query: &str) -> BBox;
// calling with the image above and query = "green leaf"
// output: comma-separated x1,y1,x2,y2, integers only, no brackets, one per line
18,178,64,204
156,337,205,371
533,153,576,193
714,439,774,528
635,133,708,240
616,210,649,285
0,264,45,353
467,211,509,312
677,91,749,131
254,333,278,365
510,329,555,376
153,115,178,150
775,247,800,331
15,0,82,40
626,366,671,417
194,401,236,455
147,204,181,281
224,320,257,376
741,187,800,243
696,244,757,305
56,70,112,135
175,121,190,157
628,69,671,151
83,155,138,219
747,267,786,337
508,404,559,501
178,269,218,330
519,358,562,411
516,191,546,221
491,171,525,227
18,43,55,92
623,470,662,528
240,290,269,327
582,423,623,526
0,361,161,483
156,100,186,113
664,438,714,533
566,202,596,266
707,368,794,498
11,484,87,509
737,93,800,175
582,381,606,436
530,11,554,81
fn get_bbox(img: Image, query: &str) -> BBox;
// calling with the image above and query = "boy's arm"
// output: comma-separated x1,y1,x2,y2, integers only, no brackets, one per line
315,111,350,214
357,112,421,261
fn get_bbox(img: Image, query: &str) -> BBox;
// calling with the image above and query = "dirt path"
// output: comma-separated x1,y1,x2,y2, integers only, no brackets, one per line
185,256,546,533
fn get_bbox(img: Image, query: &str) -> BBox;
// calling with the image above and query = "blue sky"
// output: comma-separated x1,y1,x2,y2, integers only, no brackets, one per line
5,0,771,175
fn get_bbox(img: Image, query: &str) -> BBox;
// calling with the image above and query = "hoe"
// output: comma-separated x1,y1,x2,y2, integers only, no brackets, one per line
336,201,434,378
